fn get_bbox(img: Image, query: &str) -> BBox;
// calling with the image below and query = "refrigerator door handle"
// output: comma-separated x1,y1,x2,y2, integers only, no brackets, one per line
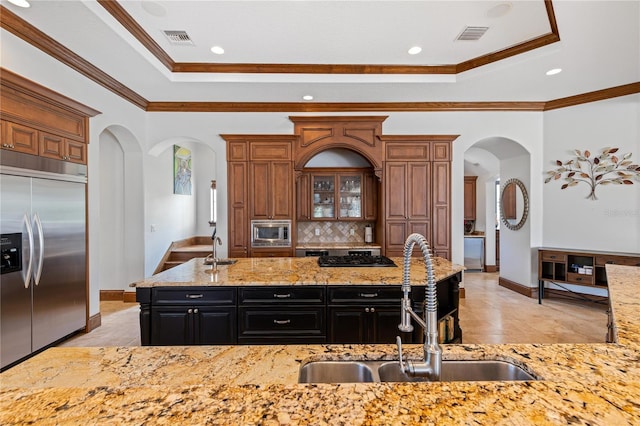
32,212,45,286
22,213,34,289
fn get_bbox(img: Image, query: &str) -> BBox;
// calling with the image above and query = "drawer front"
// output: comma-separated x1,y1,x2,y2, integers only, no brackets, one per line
566,272,595,286
328,286,403,304
238,307,325,337
541,251,567,262
595,255,640,267
238,287,325,304
152,287,236,305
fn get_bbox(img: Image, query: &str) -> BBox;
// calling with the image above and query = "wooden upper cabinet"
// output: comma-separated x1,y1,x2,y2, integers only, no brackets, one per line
363,172,378,221
296,172,311,221
385,162,430,221
464,176,478,221
250,161,293,220
39,131,87,164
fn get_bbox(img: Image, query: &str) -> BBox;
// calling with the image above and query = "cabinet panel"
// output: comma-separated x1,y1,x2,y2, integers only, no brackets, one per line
296,173,311,221
385,143,429,161
152,287,236,305
250,248,293,257
250,162,271,219
228,162,248,257
239,287,324,304
39,132,65,159
249,142,291,160
385,221,407,255
150,307,192,345
328,308,367,343
238,307,325,340
271,161,293,218
363,172,378,221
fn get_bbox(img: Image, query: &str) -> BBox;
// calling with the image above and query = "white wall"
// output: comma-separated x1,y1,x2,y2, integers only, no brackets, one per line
543,95,640,254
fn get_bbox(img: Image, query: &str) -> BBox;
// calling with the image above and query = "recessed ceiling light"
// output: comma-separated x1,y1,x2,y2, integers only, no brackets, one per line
210,46,225,55
141,1,166,17
408,46,422,55
302,95,314,101
546,68,562,76
487,3,512,18
7,0,30,7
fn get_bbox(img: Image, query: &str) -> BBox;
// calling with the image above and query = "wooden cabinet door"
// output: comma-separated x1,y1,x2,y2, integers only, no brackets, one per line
39,132,65,160
250,162,271,219
4,121,38,155
150,307,193,345
464,176,477,220
228,162,249,257
196,306,237,345
270,161,293,219
327,307,367,343
296,172,311,221
385,162,407,220
432,162,451,260
385,221,407,256
65,139,87,164
407,162,430,220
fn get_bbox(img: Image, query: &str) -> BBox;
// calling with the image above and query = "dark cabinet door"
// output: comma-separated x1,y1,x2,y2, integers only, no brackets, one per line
328,307,368,343
151,306,193,345
196,306,237,345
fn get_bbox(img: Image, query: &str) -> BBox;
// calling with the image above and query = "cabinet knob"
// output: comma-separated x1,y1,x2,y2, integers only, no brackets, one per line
370,307,375,313
193,308,198,313
365,307,370,313
188,308,193,314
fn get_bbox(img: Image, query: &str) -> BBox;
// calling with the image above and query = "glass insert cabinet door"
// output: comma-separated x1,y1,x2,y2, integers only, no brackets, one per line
312,175,335,219
311,173,363,220
339,175,361,219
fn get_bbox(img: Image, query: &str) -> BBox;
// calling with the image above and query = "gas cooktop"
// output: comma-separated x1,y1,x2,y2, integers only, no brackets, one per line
317,255,397,267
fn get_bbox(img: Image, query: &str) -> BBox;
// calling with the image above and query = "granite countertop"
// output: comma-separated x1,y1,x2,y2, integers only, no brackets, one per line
130,256,465,288
1,265,639,424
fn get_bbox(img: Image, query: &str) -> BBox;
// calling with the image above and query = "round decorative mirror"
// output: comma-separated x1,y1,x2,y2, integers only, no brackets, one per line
500,178,529,231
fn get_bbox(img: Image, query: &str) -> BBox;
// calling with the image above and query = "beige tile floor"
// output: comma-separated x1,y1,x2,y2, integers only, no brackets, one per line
59,272,607,347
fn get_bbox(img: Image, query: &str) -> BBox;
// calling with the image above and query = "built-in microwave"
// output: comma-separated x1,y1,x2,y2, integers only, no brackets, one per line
251,220,291,247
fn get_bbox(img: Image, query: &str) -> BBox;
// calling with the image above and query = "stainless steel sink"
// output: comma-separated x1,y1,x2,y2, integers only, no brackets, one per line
377,360,535,382
298,361,376,383
203,258,237,265
298,360,536,383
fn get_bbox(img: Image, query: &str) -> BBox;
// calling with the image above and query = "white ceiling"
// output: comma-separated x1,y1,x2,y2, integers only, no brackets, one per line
2,0,639,104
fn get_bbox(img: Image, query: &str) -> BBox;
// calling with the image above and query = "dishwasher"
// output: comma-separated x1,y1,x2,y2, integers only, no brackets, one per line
463,237,484,271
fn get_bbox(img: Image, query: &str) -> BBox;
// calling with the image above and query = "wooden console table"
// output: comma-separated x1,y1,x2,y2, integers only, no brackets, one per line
537,247,640,304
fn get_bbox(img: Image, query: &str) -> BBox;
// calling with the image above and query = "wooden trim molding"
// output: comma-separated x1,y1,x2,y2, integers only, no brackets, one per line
485,265,498,273
544,82,640,111
0,5,148,110
146,101,547,113
86,312,101,333
498,276,537,298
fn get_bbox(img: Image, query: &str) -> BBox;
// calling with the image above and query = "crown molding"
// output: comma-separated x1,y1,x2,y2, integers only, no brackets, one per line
2,4,637,114
99,0,559,76
0,5,149,110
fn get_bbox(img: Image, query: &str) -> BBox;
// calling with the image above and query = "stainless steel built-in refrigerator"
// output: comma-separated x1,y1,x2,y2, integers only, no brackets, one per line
1,151,87,369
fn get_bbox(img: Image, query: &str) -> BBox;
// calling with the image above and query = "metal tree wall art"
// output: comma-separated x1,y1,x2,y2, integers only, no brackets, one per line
544,147,640,200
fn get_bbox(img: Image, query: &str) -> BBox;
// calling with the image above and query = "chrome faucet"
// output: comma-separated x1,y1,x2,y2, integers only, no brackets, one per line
211,236,222,269
396,233,441,381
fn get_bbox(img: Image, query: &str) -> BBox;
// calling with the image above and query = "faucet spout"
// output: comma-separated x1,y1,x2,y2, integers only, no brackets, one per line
211,236,222,269
396,233,441,381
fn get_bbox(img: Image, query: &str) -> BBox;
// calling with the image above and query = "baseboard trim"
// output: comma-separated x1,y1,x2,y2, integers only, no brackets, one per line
100,290,124,301
498,276,537,298
87,312,101,332
485,265,497,273
459,288,466,298
101,290,137,303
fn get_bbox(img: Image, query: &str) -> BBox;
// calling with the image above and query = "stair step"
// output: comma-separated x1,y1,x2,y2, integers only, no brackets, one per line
168,250,211,262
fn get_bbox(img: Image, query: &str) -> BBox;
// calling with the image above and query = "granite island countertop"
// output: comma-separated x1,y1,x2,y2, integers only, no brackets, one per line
1,265,639,424
130,256,465,288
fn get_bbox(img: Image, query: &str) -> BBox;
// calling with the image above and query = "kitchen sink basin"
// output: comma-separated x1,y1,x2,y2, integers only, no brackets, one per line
298,361,376,383
377,360,535,382
298,360,536,384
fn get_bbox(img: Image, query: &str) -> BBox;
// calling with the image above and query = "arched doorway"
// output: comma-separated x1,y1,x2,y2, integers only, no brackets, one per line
98,126,145,293
463,137,532,291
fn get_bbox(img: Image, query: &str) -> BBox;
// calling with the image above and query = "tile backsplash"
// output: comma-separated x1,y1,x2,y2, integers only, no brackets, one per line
297,221,374,244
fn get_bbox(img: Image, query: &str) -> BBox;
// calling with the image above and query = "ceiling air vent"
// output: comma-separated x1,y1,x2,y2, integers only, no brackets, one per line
456,26,489,41
163,30,194,45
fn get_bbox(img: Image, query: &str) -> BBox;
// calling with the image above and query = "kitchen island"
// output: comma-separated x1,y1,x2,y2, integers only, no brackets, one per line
132,256,464,345
1,265,639,424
